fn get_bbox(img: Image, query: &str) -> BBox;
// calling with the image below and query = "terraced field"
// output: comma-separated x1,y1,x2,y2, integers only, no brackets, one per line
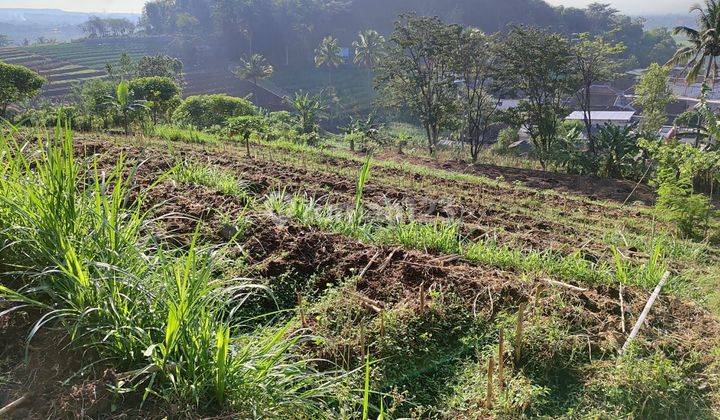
2,128,719,417
0,46,107,102
25,37,167,70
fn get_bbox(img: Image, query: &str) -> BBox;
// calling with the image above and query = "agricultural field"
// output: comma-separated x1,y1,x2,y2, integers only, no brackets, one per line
24,38,166,70
1,126,719,418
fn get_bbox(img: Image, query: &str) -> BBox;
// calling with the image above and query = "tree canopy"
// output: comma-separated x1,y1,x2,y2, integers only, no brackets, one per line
0,62,45,117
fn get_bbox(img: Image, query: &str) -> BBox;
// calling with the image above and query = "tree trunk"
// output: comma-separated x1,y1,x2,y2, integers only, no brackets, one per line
245,134,251,157
424,124,434,155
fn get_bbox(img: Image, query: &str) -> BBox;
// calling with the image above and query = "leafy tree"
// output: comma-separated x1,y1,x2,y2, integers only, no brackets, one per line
137,55,184,83
452,29,502,162
0,62,44,117
375,14,462,154
352,30,385,68
226,115,268,157
571,33,625,153
315,36,344,84
104,80,148,135
233,54,274,85
172,94,256,129
118,52,136,80
634,63,673,135
668,0,720,83
73,79,117,126
129,77,181,123
496,26,576,169
288,91,327,135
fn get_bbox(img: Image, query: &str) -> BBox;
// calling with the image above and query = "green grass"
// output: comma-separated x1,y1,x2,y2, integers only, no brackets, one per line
153,124,218,144
172,160,248,198
0,126,352,416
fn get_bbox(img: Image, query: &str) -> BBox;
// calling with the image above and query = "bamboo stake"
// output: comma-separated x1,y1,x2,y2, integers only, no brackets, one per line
0,393,30,417
621,271,671,355
486,356,495,409
514,303,526,365
379,308,385,338
297,292,306,327
498,331,505,391
619,284,626,334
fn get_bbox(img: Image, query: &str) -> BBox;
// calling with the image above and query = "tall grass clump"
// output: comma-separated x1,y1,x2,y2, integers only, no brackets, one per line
172,160,249,199
0,125,347,416
152,124,218,144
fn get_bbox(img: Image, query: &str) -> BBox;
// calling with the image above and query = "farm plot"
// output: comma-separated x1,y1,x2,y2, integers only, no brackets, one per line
1,130,720,418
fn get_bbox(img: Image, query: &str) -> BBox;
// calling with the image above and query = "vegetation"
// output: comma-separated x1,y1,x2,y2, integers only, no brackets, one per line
0,61,44,117
172,94,256,130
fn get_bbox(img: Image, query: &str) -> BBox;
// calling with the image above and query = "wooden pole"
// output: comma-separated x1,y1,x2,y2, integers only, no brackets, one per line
486,356,495,409
0,393,30,417
514,303,526,365
619,284,626,334
419,282,426,313
621,271,671,355
498,331,505,391
297,292,306,327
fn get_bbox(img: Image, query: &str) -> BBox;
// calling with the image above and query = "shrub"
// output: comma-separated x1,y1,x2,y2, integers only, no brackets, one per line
492,127,520,155
172,94,257,129
129,76,181,123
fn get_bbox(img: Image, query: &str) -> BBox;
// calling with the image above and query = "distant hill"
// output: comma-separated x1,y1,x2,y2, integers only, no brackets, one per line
0,8,140,43
639,14,696,30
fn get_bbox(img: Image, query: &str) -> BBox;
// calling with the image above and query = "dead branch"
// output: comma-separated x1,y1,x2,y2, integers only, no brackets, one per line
0,393,31,417
543,278,588,292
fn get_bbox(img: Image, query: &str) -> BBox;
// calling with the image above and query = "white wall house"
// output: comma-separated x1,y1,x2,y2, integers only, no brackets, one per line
565,111,636,128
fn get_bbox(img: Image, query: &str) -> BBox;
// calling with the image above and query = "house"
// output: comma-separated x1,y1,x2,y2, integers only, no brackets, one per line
565,110,637,128
566,85,635,112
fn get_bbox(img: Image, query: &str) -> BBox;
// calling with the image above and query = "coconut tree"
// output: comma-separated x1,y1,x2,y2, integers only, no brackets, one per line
314,36,344,85
352,29,385,69
233,54,274,85
668,0,720,83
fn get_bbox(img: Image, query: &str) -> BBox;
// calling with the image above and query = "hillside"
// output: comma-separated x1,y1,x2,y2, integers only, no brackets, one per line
1,127,718,417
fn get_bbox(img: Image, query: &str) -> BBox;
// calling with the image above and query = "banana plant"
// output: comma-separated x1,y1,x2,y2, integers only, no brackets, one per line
104,80,148,135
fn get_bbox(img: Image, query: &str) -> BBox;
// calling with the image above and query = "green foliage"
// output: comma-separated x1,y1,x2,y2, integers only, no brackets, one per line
129,76,181,123
104,80,149,134
225,115,269,156
634,63,673,135
136,54,184,82
0,61,45,117
288,90,327,135
172,160,248,198
152,124,218,143
581,352,712,418
567,123,644,179
375,14,462,154
668,0,720,83
0,125,349,416
496,26,576,168
172,94,256,129
352,29,386,68
642,139,718,238
492,127,521,155
233,54,274,84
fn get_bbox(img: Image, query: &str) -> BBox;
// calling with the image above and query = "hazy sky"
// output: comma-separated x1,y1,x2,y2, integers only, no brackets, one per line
0,0,699,14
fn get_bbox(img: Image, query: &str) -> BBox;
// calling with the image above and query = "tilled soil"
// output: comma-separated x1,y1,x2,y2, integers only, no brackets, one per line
1,134,717,418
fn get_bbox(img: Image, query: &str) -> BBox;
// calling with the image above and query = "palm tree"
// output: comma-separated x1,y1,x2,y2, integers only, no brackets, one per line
352,30,385,69
314,36,344,85
233,54,274,85
668,0,720,83
104,80,148,135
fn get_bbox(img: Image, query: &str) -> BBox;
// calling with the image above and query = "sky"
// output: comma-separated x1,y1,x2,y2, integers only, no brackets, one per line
0,0,699,15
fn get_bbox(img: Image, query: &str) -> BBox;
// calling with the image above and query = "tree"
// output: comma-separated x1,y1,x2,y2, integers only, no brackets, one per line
571,33,625,154
226,115,268,157
172,94,256,129
668,0,720,83
314,36,344,84
288,91,327,135
496,26,576,169
352,30,385,68
452,29,502,162
137,55,184,83
375,14,462,154
0,62,44,117
104,80,148,135
0,34,11,47
129,77,181,123
634,63,673,135
233,54,274,85
118,52,136,80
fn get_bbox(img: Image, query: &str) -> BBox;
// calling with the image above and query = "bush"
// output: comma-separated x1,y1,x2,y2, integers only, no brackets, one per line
492,127,520,155
129,76,181,123
172,94,257,129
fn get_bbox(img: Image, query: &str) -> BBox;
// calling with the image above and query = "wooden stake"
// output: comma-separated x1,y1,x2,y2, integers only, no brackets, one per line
514,303,526,365
486,356,495,409
379,308,386,338
498,331,505,391
619,284,626,334
621,271,671,355
297,292,306,327
419,282,426,313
